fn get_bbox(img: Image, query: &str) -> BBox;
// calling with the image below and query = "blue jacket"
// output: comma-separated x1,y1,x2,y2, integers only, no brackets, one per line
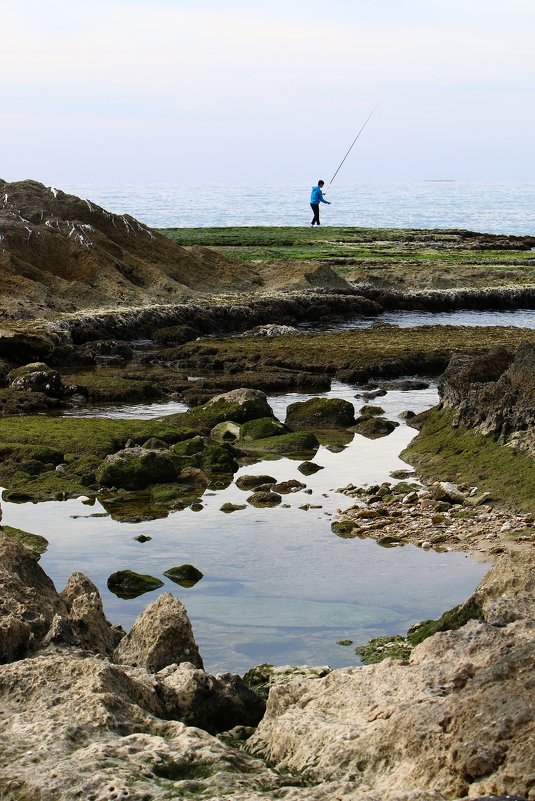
310,185,328,204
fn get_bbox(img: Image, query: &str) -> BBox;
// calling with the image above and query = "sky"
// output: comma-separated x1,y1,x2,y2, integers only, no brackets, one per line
1,0,534,185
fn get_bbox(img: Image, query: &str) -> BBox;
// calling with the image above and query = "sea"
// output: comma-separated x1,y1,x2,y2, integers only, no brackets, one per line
62,182,535,235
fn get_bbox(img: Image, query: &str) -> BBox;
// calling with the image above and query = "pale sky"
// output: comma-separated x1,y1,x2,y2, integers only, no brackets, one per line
1,0,534,184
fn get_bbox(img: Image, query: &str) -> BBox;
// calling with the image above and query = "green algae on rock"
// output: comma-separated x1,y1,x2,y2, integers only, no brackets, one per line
0,526,48,558
107,570,164,599
285,397,355,429
163,564,204,588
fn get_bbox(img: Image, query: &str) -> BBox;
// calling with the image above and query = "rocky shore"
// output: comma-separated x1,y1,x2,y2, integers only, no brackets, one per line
1,184,534,800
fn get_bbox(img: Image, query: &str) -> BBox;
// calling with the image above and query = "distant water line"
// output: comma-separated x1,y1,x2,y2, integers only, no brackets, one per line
62,181,535,235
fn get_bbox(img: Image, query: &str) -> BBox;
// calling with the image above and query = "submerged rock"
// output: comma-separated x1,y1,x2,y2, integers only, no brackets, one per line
114,592,203,671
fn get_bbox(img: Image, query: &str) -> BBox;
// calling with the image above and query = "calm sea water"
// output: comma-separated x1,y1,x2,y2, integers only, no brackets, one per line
63,182,535,234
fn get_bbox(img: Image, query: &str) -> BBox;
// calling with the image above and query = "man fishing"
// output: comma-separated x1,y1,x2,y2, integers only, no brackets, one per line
310,180,331,226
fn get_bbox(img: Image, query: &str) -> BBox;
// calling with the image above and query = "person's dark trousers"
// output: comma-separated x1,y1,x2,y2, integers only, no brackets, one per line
310,203,320,225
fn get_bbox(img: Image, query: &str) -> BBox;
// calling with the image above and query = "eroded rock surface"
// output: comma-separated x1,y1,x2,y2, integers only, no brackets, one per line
114,592,204,671
247,556,535,800
439,342,535,455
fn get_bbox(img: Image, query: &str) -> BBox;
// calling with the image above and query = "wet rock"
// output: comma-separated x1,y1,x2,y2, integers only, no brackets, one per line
8,362,64,396
133,534,152,542
0,525,48,558
239,431,319,456
298,461,324,475
379,379,430,391
399,409,416,420
272,479,306,494
210,420,241,442
164,564,204,588
107,569,164,599
244,323,299,336
353,416,399,438
178,466,209,486
114,592,203,671
247,491,282,507
239,416,288,441
220,502,247,513
235,474,276,490
357,387,387,400
359,403,385,417
205,387,274,422
97,447,178,490
285,397,356,429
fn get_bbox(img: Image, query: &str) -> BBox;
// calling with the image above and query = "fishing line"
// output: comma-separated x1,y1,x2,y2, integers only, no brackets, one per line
325,102,380,193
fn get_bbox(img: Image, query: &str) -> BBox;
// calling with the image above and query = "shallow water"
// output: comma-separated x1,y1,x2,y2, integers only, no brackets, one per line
1,381,488,673
300,307,535,332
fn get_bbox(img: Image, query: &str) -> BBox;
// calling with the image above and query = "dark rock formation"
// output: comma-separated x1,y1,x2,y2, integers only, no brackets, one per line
439,342,535,455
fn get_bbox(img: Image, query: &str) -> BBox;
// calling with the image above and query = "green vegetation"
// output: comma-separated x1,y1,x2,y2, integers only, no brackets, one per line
160,226,535,288
0,526,48,557
403,408,535,513
356,597,483,664
171,325,535,380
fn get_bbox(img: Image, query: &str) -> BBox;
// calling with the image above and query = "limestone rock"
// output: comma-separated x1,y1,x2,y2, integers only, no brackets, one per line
158,661,265,734
114,592,203,671
60,571,124,655
0,534,67,662
206,387,274,422
432,481,466,505
247,590,535,800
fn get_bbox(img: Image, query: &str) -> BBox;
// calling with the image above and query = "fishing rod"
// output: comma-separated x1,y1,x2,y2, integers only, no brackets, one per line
325,102,380,193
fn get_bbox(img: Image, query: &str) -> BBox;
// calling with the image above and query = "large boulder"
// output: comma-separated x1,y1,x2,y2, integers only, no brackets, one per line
205,388,274,422
96,446,178,490
114,592,204,672
7,362,64,396
285,397,356,429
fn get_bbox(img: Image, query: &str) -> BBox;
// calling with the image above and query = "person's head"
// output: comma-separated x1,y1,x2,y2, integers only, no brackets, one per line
318,180,324,187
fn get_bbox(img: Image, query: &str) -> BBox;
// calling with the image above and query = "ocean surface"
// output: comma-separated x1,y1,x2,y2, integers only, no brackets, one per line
62,182,535,234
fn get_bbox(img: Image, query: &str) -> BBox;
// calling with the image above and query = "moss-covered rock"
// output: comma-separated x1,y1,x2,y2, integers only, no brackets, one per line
238,431,319,457
359,404,385,417
97,448,178,490
8,362,63,397
353,416,398,439
285,397,356,429
210,421,241,443
272,479,306,494
235,474,276,490
297,461,324,475
239,417,287,441
107,570,164,598
163,564,204,587
247,491,282,507
170,436,205,456
220,502,247,513
0,526,48,558
141,437,169,450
